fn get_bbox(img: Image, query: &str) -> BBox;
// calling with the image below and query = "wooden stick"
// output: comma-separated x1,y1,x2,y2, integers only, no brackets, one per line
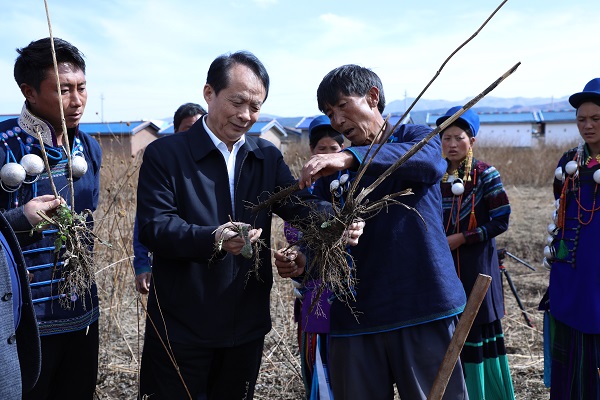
427,273,492,400
44,0,76,209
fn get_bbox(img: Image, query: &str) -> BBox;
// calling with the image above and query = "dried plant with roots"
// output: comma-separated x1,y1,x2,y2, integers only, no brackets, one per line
33,204,109,309
210,216,267,283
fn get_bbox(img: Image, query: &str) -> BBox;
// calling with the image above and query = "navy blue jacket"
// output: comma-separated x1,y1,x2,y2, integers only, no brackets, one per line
313,124,467,336
0,115,102,336
137,117,329,347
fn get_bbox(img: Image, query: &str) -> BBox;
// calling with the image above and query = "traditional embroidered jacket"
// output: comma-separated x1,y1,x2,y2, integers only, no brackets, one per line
0,105,102,336
549,146,600,334
441,158,511,326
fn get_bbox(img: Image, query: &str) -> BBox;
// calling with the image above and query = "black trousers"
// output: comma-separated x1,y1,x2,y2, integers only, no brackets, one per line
23,321,99,400
139,333,265,400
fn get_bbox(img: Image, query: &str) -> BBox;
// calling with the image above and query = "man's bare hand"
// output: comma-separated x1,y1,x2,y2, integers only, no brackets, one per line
24,195,64,226
299,152,356,189
214,222,262,255
343,219,365,246
274,248,306,279
135,272,152,294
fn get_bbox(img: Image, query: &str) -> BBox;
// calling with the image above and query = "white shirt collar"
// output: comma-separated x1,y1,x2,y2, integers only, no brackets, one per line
202,117,246,152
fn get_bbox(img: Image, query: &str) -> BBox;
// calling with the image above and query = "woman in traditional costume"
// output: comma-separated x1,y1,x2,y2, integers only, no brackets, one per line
541,78,600,399
437,107,514,400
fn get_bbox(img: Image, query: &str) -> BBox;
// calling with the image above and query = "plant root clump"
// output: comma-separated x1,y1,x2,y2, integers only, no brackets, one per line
33,204,110,310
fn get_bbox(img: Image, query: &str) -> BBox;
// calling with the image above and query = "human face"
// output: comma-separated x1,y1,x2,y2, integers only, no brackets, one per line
203,63,266,149
441,125,474,169
311,136,343,155
176,114,202,133
323,87,382,146
21,63,87,137
576,102,600,154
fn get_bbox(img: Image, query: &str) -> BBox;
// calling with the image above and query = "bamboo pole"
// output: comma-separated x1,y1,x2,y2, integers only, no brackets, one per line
44,0,76,209
427,274,492,400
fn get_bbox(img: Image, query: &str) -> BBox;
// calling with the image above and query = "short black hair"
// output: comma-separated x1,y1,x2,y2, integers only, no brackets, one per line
206,51,270,102
173,102,206,132
309,126,344,150
317,64,386,114
14,37,86,92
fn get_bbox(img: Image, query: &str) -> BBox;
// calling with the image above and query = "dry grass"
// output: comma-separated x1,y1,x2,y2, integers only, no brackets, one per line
89,141,564,399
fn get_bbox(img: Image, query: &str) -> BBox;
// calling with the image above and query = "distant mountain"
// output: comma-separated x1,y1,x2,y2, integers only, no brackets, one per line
261,96,575,128
384,96,573,114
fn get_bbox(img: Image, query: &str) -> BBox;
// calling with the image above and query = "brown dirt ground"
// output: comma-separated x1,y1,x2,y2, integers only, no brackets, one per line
93,184,554,399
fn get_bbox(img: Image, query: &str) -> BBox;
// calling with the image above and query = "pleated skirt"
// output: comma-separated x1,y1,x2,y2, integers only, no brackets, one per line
461,319,515,400
544,312,600,399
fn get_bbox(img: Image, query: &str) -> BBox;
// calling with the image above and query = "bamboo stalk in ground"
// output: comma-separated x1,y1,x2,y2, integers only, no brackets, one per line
427,274,492,400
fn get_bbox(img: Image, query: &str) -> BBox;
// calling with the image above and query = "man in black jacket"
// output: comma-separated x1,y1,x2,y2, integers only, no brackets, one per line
136,51,362,399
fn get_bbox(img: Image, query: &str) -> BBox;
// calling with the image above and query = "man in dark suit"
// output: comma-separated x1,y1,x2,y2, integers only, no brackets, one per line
136,51,363,399
0,195,63,398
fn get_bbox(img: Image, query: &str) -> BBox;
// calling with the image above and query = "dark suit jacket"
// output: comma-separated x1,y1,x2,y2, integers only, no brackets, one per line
137,117,328,347
0,208,41,396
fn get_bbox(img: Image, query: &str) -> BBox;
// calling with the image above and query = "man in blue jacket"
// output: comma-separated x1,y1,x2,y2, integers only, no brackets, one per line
136,51,364,399
1,37,102,400
298,64,468,399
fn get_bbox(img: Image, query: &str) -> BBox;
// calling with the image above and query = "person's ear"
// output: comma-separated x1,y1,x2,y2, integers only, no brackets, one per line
203,84,214,104
367,86,379,109
20,83,37,104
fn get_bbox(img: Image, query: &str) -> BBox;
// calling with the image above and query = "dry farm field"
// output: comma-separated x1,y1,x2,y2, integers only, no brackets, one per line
90,141,571,399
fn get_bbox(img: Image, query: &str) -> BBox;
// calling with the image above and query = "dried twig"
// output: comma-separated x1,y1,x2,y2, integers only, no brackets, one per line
381,0,510,145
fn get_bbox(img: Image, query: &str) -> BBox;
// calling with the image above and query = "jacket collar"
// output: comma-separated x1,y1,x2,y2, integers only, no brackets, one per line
186,115,266,162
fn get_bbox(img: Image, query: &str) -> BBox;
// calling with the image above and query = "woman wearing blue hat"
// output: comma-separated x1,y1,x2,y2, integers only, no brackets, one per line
541,78,600,399
437,106,514,400
276,114,344,400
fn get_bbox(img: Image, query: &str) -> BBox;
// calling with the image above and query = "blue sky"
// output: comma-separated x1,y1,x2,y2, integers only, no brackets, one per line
0,0,597,122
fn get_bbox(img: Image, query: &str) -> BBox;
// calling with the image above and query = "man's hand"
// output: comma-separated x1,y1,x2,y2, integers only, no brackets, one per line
135,272,152,294
343,219,365,246
299,152,356,189
214,222,263,255
24,195,64,226
274,248,306,279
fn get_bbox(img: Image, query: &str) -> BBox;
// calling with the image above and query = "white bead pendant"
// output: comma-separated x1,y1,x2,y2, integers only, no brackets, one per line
565,160,578,175
0,162,26,190
71,155,88,178
594,169,600,184
451,178,464,196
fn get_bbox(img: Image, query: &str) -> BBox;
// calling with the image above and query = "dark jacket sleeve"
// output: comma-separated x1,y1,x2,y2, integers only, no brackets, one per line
136,141,219,261
2,207,40,247
462,165,511,245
